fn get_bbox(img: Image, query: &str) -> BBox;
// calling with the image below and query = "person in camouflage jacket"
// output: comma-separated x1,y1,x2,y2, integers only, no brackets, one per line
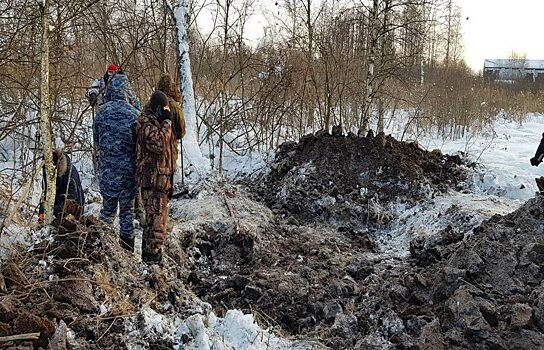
136,91,177,264
93,74,139,252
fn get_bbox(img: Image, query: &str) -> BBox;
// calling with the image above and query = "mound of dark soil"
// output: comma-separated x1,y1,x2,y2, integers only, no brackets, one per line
251,130,468,229
0,217,191,350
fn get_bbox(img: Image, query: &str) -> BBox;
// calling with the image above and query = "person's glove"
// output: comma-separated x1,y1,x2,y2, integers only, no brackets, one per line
89,92,98,107
531,157,541,167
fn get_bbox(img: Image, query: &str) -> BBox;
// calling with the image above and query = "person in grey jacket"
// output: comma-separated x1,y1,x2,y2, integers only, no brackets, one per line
93,73,139,252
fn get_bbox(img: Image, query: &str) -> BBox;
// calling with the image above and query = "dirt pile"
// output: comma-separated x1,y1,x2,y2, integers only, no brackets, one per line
251,130,469,230
352,195,544,349
177,185,544,349
0,216,195,350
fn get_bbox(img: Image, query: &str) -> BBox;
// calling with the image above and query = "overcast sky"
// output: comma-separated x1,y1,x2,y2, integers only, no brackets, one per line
457,0,544,72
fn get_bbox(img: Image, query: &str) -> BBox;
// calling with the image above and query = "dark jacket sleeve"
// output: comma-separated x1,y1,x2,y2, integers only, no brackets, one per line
535,133,544,161
69,166,85,209
54,172,68,218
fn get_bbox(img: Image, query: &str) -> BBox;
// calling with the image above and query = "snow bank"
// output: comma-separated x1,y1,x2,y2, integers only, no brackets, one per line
407,115,544,202
128,307,323,350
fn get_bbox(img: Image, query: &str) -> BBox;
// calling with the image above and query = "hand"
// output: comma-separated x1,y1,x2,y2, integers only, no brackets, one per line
89,92,97,107
531,157,541,167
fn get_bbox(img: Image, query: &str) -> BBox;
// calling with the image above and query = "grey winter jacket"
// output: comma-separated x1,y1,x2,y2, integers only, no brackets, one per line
93,74,139,196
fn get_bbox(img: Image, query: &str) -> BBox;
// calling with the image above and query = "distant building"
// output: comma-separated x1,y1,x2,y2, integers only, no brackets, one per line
483,59,544,84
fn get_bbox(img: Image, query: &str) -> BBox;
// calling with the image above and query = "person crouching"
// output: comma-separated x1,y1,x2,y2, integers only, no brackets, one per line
136,91,177,264
39,149,85,223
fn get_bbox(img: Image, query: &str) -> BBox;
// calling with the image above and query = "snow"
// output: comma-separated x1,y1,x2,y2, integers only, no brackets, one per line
174,0,210,174
2,110,544,348
421,115,544,201
376,192,517,258
128,306,324,350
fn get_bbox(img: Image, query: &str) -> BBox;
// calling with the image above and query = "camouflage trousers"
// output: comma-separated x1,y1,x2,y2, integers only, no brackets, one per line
134,188,146,226
100,189,135,238
141,189,169,254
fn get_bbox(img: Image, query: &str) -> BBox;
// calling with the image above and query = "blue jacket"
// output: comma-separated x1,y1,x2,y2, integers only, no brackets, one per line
93,75,139,196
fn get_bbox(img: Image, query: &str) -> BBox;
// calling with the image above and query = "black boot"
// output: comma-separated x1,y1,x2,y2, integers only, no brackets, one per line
119,235,135,253
142,249,162,264
536,177,544,194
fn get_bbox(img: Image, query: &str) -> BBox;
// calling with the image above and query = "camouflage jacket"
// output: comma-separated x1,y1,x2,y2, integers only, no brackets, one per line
167,97,185,140
93,75,139,196
135,110,176,192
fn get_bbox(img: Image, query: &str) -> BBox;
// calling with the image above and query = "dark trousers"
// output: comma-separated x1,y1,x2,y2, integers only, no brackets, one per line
100,189,135,238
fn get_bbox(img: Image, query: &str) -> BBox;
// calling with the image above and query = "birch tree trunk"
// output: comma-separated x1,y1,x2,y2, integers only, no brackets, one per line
170,0,210,173
361,0,379,133
39,0,56,224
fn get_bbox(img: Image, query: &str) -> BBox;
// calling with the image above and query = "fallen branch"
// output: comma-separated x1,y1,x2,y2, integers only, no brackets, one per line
0,332,40,342
222,191,240,235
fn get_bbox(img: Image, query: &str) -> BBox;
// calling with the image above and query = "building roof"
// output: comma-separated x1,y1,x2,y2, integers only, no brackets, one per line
484,59,544,70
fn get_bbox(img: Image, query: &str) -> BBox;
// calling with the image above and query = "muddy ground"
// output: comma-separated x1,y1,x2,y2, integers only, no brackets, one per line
179,131,544,349
251,130,469,231
0,216,199,349
1,129,543,349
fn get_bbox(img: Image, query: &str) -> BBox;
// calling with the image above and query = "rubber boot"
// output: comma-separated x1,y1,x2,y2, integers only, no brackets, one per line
142,249,162,265
536,177,544,194
119,235,135,253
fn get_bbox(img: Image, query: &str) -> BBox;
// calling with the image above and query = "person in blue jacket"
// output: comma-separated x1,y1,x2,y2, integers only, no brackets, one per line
40,149,85,223
93,73,139,252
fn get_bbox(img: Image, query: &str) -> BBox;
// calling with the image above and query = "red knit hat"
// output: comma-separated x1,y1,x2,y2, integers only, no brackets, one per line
107,63,119,73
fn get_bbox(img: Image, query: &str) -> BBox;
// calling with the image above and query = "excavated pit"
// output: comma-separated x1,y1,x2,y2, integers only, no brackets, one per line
2,131,542,349
176,132,544,349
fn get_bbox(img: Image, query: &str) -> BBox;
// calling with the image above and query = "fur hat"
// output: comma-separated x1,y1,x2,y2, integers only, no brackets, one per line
157,74,181,103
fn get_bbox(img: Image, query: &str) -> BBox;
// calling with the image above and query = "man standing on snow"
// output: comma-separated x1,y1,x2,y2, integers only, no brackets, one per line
136,91,177,264
93,74,139,252
86,64,140,110
530,133,544,192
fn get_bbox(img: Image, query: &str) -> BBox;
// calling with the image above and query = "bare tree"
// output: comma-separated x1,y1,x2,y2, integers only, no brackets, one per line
38,0,56,224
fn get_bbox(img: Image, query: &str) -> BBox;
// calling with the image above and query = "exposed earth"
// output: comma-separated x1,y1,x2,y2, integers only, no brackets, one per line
1,129,543,349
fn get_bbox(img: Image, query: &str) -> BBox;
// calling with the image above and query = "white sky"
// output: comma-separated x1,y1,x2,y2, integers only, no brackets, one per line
457,0,544,72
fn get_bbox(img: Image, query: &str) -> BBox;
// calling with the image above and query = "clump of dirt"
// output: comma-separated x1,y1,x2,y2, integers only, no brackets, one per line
351,195,544,349
0,216,194,349
250,130,469,229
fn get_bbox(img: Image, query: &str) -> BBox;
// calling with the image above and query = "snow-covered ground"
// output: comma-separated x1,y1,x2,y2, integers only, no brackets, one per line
396,114,544,201
368,114,544,257
128,307,324,350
